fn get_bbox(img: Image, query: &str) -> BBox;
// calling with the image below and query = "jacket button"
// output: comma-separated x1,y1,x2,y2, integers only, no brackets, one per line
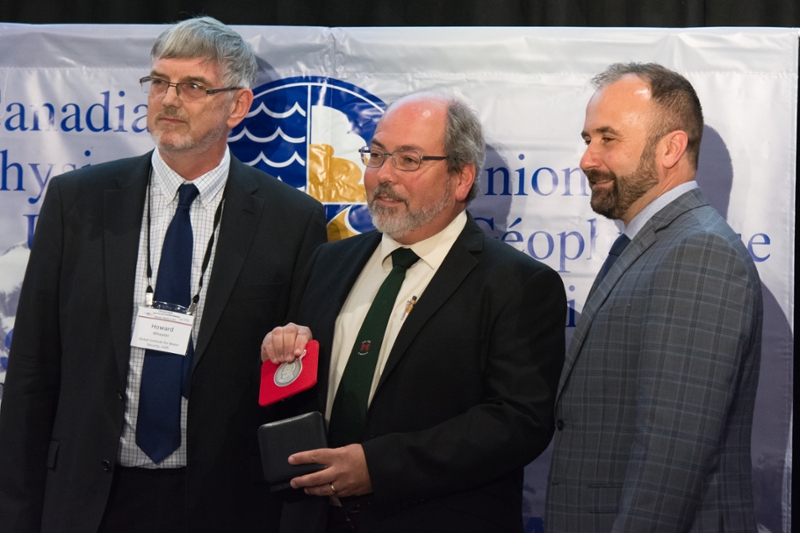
556,419,565,431
117,390,124,401
101,460,112,472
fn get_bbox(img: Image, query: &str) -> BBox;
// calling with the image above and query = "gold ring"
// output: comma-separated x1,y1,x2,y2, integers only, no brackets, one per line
330,483,338,494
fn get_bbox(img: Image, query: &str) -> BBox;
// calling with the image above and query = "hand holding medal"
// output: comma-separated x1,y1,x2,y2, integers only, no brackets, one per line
259,332,319,406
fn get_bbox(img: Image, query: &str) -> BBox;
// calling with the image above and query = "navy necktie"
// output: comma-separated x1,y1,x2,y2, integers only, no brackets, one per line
137,183,199,464
597,234,631,282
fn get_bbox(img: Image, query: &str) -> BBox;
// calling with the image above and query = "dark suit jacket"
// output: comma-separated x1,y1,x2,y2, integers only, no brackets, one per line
546,188,762,532
278,215,566,533
0,152,327,533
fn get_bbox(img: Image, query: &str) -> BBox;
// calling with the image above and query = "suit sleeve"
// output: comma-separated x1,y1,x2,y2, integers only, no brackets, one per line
614,233,762,532
255,200,325,416
0,177,65,532
362,265,566,503
287,202,327,308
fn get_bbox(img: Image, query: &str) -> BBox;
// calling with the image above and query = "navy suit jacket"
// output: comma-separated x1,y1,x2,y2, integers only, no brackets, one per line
0,152,327,533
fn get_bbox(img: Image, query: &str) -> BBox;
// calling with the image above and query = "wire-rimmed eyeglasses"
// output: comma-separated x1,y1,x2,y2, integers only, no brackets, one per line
140,76,241,102
359,147,447,172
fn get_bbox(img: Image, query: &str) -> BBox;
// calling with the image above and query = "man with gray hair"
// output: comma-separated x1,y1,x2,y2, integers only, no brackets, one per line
261,92,566,532
545,63,762,532
0,17,326,532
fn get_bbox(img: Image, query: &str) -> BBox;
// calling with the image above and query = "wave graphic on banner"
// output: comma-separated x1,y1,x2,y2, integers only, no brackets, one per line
228,77,387,241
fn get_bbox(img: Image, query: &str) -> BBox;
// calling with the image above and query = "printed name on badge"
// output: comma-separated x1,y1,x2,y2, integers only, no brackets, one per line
131,307,195,355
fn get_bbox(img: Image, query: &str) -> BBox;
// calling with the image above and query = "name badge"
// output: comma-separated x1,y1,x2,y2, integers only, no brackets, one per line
131,306,195,355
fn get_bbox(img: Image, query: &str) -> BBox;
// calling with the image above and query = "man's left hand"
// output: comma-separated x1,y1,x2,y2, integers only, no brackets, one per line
289,444,372,498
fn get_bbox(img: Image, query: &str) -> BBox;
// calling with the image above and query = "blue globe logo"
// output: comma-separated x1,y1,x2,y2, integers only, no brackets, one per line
228,77,387,240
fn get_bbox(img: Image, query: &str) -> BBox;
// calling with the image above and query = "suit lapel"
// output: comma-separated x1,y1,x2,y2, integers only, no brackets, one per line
103,154,151,387
375,216,483,392
193,158,262,367
315,233,383,411
556,188,709,399
556,229,656,399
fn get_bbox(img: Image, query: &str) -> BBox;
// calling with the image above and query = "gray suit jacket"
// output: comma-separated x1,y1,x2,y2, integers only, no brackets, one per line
545,187,762,533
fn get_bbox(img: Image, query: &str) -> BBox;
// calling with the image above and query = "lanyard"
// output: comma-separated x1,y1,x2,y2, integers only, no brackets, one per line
144,169,225,315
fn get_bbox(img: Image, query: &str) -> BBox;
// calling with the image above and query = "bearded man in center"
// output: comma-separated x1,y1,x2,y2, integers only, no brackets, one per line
261,91,567,533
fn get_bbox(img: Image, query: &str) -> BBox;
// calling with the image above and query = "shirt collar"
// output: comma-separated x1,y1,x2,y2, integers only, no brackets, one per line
379,211,468,271
150,147,230,208
624,181,698,239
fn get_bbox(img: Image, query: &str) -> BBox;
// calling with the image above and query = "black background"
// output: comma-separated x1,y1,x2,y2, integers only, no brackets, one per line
2,0,798,26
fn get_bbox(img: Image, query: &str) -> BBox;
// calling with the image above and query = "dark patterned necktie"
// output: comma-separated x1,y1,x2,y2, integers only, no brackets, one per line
328,247,420,448
597,234,631,282
136,183,198,463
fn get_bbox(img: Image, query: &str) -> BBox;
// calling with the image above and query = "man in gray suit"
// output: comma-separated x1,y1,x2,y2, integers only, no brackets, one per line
545,63,762,532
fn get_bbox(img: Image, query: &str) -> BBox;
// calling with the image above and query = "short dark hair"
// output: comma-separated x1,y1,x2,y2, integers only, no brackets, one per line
592,63,704,169
151,16,257,89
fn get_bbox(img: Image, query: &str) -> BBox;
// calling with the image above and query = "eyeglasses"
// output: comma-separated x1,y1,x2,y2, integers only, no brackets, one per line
139,76,241,102
359,147,447,172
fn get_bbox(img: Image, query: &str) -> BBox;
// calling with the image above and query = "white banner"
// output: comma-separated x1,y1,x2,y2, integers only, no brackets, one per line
0,24,794,532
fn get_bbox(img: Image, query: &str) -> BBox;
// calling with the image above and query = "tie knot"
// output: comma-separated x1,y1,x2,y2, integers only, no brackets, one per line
177,183,200,207
391,247,419,270
608,234,631,258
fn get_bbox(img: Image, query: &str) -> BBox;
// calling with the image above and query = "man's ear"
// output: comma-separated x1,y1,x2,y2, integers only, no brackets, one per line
453,164,476,203
660,130,689,170
227,88,254,129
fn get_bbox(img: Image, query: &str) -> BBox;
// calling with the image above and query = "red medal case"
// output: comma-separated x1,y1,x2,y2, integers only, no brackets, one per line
259,340,319,406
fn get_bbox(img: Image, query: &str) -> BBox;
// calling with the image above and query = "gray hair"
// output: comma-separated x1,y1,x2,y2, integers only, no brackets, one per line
151,17,257,89
592,62,704,169
443,97,486,203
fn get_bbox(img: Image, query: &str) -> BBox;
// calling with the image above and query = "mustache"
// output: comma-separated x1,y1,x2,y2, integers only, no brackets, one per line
156,106,189,122
584,168,616,184
370,183,408,206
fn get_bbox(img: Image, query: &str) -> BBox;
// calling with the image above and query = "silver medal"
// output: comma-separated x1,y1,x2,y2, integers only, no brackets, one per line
273,349,307,387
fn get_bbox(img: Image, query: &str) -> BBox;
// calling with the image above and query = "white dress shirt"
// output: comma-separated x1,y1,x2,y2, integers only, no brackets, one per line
325,211,468,422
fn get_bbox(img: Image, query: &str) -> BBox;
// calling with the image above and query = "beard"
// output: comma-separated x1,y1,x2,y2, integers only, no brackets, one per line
586,139,659,220
368,181,452,240
150,105,228,155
